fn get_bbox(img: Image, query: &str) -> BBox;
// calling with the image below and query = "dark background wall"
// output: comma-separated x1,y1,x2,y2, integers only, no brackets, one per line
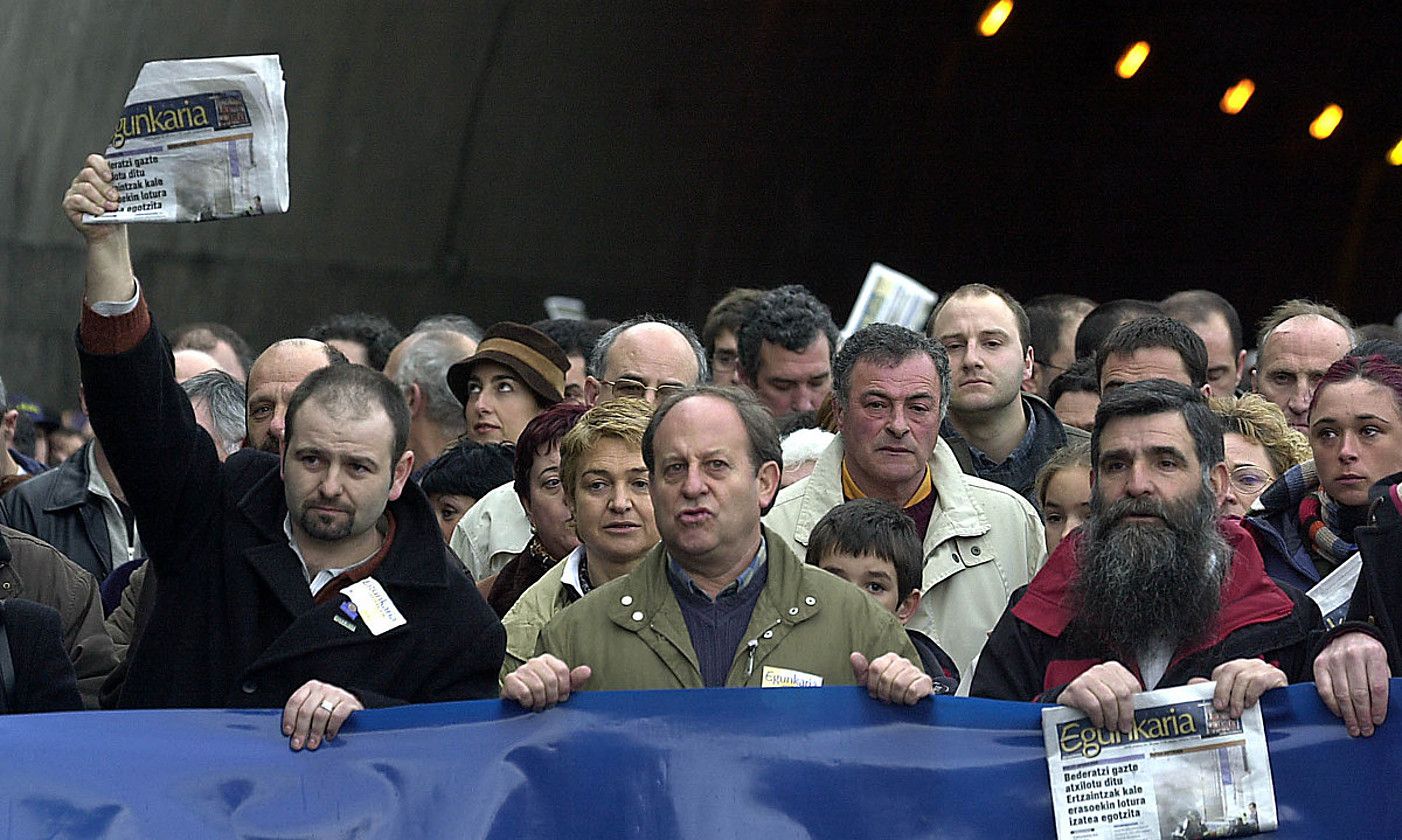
3,1,1400,408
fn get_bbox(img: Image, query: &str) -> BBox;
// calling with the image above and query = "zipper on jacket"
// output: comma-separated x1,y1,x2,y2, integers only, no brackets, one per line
743,618,783,678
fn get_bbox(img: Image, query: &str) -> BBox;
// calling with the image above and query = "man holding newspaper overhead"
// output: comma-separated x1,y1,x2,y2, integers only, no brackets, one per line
971,380,1323,732
64,153,504,752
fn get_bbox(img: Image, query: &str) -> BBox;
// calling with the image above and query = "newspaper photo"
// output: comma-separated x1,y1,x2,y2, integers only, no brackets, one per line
1042,681,1278,839
1306,552,1360,630
85,54,289,224
840,262,938,337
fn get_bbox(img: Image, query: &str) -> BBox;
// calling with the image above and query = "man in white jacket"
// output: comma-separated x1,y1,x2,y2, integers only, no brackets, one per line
765,323,1046,678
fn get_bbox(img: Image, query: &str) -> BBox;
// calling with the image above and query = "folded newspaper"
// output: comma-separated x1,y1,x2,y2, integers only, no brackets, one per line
85,55,289,224
840,262,938,337
1305,551,1360,630
1043,681,1277,839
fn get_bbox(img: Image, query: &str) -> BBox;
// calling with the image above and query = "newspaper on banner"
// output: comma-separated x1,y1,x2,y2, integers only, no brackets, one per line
1043,681,1277,839
85,55,289,224
1306,552,1360,629
840,262,938,337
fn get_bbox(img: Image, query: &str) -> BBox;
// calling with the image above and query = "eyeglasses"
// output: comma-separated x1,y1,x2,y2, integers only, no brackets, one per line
602,378,686,401
711,350,739,372
1228,465,1274,495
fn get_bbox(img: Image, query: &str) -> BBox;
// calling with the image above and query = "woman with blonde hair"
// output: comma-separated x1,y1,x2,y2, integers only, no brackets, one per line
1209,393,1311,518
499,398,658,676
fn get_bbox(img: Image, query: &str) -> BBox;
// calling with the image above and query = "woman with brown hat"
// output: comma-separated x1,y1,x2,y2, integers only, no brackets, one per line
447,322,570,446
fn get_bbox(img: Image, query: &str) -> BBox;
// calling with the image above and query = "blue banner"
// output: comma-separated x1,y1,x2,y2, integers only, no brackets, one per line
1,682,1396,838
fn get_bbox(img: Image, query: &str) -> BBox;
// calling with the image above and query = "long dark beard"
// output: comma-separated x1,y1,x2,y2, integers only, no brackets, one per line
1068,478,1230,658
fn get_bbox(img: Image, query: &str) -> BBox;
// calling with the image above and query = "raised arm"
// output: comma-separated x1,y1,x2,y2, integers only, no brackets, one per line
62,154,135,303
63,154,226,579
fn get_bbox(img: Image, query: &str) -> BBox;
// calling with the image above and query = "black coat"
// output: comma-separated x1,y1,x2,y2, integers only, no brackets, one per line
1340,471,1402,672
0,598,83,714
80,318,505,710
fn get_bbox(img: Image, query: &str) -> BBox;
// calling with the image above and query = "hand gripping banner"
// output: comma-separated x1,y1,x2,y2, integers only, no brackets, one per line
0,682,1396,838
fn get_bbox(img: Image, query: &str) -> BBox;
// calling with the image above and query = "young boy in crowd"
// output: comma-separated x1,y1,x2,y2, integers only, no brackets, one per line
1031,441,1092,553
804,498,959,693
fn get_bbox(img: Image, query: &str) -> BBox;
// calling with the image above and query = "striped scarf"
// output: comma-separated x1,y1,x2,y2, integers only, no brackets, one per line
1298,489,1358,565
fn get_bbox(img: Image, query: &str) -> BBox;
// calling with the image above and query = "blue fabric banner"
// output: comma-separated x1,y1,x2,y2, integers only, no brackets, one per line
1,682,1396,839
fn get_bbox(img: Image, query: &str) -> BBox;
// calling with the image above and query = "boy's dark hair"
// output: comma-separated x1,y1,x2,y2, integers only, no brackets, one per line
804,498,921,601
419,440,516,501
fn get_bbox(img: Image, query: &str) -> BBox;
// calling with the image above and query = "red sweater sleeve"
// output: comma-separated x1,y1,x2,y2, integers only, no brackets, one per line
79,295,151,355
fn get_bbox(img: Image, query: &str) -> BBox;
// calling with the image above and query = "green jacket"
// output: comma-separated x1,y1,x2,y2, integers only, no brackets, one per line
500,556,572,679
536,528,920,690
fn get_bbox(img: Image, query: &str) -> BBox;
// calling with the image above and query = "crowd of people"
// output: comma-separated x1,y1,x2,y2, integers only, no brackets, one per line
0,152,1393,751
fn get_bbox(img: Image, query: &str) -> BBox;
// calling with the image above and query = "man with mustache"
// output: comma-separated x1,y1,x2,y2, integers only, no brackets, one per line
765,323,1046,679
970,381,1322,731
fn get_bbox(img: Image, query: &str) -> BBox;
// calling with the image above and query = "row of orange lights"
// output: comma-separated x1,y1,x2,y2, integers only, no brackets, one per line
976,0,1402,165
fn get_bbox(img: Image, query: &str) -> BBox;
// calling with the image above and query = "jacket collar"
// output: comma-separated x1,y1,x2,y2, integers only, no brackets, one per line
788,435,990,549
233,453,452,594
38,442,95,513
607,526,811,628
1012,517,1296,657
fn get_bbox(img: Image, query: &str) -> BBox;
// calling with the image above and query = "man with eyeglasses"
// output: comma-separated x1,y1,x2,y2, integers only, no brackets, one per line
702,288,764,387
452,316,708,580
1023,294,1095,400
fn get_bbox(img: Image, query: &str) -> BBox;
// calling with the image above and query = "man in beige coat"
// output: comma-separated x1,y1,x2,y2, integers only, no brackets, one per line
764,324,1046,680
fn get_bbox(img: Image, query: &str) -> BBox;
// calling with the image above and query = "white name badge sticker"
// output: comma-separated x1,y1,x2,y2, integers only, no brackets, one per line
341,578,407,636
761,666,823,688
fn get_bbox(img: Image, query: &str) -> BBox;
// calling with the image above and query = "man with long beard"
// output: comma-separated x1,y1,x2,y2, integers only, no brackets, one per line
971,381,1322,732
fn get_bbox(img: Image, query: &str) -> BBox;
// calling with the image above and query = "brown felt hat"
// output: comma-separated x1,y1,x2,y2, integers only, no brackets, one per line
447,322,569,407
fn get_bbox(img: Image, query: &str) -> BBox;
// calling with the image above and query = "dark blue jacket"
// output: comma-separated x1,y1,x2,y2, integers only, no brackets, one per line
1245,507,1317,592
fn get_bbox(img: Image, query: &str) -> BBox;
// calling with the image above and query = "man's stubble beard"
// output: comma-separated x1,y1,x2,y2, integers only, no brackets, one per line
1069,477,1230,658
298,504,355,542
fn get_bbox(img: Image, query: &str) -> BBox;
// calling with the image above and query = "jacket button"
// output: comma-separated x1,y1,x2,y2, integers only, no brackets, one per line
762,630,774,639
241,680,257,694
952,553,962,564
971,546,981,556
620,595,633,606
631,611,644,622
1,582,10,590
788,607,799,616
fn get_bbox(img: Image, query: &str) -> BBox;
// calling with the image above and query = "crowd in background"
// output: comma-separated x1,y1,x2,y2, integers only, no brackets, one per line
0,153,1394,751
